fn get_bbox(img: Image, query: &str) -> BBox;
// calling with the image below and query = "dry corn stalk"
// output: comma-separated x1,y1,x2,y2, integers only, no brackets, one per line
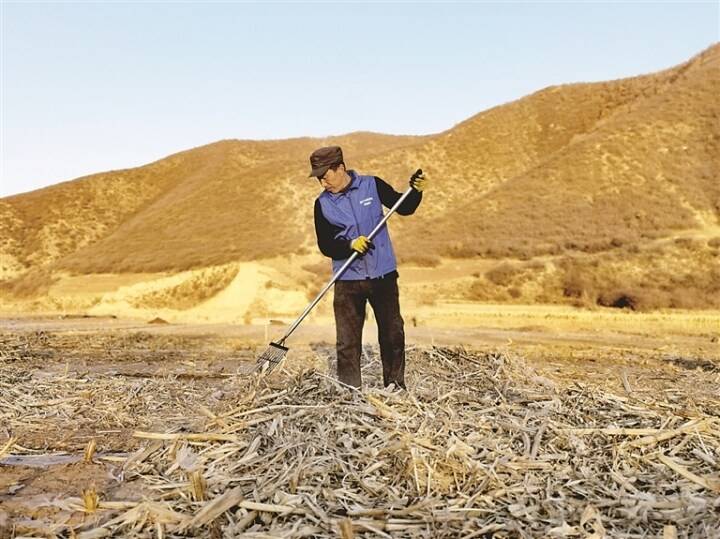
84,438,97,463
3,337,719,538
339,518,355,539
82,487,100,513
188,470,207,501
0,436,16,460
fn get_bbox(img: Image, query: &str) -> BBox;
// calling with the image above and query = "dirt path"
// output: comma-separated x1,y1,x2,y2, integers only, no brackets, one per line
2,312,717,360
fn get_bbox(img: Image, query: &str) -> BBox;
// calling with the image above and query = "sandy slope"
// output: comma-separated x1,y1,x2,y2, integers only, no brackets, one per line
27,262,311,324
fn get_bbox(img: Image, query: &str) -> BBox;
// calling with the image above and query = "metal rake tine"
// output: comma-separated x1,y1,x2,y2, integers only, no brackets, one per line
254,341,288,374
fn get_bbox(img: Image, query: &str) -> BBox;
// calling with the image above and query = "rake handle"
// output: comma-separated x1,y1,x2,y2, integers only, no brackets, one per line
278,169,423,343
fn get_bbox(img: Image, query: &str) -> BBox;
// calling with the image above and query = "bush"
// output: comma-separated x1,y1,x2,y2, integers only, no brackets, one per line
466,279,493,301
674,237,704,249
0,270,59,298
562,269,592,299
403,255,441,267
525,260,546,271
447,241,478,258
597,290,640,310
133,265,238,309
302,261,329,276
485,262,519,286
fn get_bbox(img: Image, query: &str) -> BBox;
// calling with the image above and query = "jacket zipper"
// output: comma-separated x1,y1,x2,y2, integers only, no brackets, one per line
346,188,370,278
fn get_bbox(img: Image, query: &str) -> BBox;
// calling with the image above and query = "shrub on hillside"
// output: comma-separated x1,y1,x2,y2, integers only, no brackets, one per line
305,281,325,302
526,260,546,271
666,287,712,310
561,268,594,300
302,261,329,276
485,262,520,286
447,241,478,258
596,289,642,310
132,265,238,310
595,286,706,311
0,270,59,298
674,237,705,250
466,278,495,301
402,255,441,267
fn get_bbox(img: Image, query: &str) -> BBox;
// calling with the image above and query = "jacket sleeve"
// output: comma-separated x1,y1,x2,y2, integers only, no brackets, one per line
314,199,353,260
374,176,422,215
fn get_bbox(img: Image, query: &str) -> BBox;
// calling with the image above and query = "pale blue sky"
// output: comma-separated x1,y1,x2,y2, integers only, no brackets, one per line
1,1,718,197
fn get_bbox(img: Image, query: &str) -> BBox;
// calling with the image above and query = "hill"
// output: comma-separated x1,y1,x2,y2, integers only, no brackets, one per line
1,44,718,315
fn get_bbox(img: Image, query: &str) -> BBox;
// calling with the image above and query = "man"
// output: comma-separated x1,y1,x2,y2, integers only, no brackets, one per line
309,145,427,389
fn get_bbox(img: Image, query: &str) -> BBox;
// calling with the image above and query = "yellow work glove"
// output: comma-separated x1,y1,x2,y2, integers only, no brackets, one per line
409,171,428,192
350,236,374,255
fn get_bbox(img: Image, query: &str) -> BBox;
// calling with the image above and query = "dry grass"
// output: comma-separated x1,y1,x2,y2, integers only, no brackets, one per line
458,237,720,310
1,333,718,537
0,267,59,298
131,264,239,310
407,302,720,339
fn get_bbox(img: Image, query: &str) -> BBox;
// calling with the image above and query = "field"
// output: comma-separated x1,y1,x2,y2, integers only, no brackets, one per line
1,309,718,538
1,29,717,539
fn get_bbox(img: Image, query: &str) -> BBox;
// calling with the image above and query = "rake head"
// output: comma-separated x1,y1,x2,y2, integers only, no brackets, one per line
254,341,289,374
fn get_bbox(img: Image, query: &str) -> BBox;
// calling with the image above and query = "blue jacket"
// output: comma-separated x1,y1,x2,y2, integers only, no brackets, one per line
314,170,422,280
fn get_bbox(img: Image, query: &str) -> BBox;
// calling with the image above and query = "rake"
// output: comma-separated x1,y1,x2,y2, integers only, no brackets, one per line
254,168,423,374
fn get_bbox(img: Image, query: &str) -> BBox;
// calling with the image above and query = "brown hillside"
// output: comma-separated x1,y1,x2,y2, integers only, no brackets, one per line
0,142,241,272
1,44,718,310
0,133,427,277
55,133,428,273
426,43,720,260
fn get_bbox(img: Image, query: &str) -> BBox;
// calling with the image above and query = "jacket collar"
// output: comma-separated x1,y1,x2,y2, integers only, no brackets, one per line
328,170,359,199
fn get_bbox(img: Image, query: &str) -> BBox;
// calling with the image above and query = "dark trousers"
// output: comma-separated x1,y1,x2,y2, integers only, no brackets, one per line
333,274,405,389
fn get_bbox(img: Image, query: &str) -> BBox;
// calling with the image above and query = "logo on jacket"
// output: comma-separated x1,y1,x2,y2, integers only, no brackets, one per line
360,197,373,207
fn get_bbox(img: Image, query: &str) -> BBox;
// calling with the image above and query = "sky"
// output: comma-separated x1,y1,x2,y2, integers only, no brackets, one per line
1,1,718,197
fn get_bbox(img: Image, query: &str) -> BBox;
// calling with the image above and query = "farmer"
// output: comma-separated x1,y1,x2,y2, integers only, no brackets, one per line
309,145,426,389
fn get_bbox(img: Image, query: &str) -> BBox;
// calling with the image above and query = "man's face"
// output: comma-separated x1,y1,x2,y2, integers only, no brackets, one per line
318,165,350,194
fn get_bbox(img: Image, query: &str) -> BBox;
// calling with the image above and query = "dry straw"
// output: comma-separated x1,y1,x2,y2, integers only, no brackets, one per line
1,333,718,537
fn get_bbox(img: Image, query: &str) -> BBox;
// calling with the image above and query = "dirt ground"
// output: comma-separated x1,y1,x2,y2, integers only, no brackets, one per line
1,313,718,537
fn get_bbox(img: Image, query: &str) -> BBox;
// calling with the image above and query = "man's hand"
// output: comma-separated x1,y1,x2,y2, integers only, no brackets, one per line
410,171,428,192
350,236,374,255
